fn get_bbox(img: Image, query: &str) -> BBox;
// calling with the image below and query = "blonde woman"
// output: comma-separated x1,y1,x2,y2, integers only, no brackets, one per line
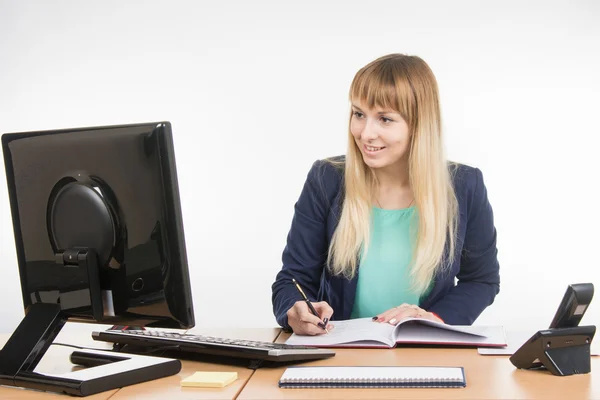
272,54,500,335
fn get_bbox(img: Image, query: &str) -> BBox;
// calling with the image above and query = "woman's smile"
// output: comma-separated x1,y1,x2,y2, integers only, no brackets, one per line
363,144,386,154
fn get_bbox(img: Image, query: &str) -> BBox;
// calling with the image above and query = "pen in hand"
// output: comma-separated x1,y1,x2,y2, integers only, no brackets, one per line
291,278,329,334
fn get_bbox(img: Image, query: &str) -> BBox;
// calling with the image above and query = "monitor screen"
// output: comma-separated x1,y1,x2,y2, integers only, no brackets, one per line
2,121,194,329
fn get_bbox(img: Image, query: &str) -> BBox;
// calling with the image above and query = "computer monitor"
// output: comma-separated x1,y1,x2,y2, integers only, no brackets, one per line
0,121,195,395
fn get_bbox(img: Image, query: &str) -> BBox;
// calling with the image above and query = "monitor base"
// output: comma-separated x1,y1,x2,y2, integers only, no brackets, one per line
0,303,181,396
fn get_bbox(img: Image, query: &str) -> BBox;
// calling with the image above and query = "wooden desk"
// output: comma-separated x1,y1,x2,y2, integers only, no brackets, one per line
238,331,599,400
4,326,596,399
110,327,281,400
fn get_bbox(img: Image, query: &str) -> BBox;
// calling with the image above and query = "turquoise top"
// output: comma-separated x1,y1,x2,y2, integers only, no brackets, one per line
350,206,420,318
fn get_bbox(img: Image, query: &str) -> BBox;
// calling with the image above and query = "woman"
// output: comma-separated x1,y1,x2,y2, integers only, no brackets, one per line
272,54,499,335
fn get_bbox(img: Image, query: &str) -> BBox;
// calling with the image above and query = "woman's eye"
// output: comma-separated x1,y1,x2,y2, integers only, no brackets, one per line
381,117,394,123
353,111,364,118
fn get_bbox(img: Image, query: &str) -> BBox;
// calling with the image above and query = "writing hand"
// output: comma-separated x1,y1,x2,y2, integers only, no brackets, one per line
287,301,334,335
373,303,443,325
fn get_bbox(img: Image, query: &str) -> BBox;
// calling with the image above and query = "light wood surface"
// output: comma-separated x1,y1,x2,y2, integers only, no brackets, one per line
237,331,599,400
109,327,281,400
4,325,597,400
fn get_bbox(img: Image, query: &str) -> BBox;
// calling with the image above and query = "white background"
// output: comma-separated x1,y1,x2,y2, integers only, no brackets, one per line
1,0,599,334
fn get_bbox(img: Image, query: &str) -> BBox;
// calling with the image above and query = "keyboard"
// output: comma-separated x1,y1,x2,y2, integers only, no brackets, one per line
92,329,335,363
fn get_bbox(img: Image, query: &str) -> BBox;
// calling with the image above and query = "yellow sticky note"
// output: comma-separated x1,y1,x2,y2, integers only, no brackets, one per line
180,371,238,388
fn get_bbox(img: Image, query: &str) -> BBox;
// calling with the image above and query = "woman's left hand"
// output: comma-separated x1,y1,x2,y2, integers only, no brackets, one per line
373,303,443,325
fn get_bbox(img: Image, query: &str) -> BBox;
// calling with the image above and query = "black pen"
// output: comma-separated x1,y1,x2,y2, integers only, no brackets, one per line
292,278,329,333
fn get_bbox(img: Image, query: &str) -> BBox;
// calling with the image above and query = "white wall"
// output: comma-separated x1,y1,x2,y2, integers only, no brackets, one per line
1,0,599,334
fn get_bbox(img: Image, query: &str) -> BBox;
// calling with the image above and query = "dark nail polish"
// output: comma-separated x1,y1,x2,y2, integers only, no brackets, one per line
372,316,378,321
318,322,326,330
323,318,329,325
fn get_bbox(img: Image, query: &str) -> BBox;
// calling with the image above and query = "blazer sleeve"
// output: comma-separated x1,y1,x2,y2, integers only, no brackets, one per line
428,168,500,325
271,161,332,330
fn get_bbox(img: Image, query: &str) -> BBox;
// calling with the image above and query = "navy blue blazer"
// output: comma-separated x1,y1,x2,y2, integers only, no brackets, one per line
272,157,500,328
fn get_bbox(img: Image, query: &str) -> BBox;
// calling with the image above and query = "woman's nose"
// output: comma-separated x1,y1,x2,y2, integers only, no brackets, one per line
361,118,378,141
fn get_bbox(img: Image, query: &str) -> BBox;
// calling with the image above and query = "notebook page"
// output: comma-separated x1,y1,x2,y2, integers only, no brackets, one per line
285,318,395,347
280,366,465,382
394,317,488,337
394,324,507,346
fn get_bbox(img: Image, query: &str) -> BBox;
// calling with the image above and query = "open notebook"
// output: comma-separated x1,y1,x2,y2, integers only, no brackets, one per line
279,366,466,388
286,317,506,348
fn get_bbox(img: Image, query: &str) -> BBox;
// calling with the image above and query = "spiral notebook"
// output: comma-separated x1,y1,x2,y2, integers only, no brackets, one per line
278,366,466,389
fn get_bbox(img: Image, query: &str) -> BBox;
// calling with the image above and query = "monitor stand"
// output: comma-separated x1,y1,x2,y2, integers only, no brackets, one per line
0,303,181,396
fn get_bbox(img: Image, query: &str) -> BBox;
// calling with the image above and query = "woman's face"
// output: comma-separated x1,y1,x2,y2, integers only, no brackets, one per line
350,100,411,171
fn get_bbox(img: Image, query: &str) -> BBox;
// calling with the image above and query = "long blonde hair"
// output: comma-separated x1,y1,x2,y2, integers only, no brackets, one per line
327,54,458,295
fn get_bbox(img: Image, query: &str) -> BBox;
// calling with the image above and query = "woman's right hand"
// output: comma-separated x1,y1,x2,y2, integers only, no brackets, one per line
286,300,334,335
